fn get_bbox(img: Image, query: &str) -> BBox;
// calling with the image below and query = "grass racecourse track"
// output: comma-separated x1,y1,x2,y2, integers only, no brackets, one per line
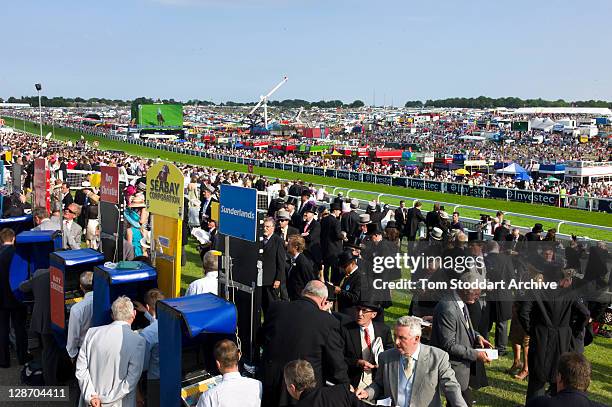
6,117,611,406
5,117,611,241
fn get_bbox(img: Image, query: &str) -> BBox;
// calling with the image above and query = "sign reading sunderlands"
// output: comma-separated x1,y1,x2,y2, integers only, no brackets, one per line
146,161,184,219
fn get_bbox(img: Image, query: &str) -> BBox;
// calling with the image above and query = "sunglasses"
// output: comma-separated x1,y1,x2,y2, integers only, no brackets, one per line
64,208,77,215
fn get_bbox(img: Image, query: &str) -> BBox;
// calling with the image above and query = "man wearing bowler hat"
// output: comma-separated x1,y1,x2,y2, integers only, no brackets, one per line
275,209,299,244
356,214,371,246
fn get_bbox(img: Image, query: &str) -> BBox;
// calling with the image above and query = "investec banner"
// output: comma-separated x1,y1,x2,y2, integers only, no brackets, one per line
146,161,184,219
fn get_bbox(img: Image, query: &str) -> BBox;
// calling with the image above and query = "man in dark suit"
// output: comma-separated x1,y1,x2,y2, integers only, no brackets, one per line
275,209,299,244
483,241,514,356
259,280,349,407
394,200,409,244
261,218,288,313
526,352,606,407
61,182,74,209
301,207,322,268
333,251,363,317
19,268,63,385
285,359,363,407
407,201,426,241
519,275,589,402
341,199,361,241
320,202,345,284
525,223,544,242
268,190,287,217
505,227,527,254
0,229,29,367
493,219,511,242
430,272,493,405
286,236,316,301
198,219,218,259
199,184,218,224
342,301,394,389
425,203,442,233
286,197,302,230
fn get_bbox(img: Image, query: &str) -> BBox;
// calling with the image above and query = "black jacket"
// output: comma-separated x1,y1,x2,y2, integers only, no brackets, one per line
484,252,514,321
518,289,589,384
526,389,607,407
342,321,394,388
302,220,322,265
337,269,362,316
261,234,287,286
407,207,426,238
296,384,364,407
0,245,18,309
275,225,299,244
286,253,316,301
259,297,349,407
320,215,344,263
341,211,361,240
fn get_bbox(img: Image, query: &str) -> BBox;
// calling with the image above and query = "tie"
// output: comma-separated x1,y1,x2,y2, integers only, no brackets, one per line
404,357,414,379
303,222,309,233
364,328,372,349
463,305,475,344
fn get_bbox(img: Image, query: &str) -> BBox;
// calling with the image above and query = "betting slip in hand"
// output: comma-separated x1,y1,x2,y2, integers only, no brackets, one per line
372,337,384,365
475,348,498,360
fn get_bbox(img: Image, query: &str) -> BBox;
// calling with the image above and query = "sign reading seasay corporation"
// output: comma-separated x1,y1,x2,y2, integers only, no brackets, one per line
146,161,184,219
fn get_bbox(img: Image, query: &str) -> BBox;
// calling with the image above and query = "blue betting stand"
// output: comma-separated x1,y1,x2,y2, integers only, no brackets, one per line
0,214,33,234
91,262,157,327
49,249,105,347
158,294,237,407
9,230,62,302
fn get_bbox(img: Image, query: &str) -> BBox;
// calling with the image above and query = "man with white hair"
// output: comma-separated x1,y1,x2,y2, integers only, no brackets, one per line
356,316,466,407
76,296,146,407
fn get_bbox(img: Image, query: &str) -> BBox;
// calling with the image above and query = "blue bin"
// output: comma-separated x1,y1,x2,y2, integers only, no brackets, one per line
9,230,62,302
92,262,157,327
0,215,33,234
49,249,105,347
158,294,237,407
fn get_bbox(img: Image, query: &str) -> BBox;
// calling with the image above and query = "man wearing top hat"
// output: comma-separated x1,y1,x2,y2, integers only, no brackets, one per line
342,301,394,390
361,223,396,322
341,199,361,242
320,202,346,284
285,197,302,230
301,205,322,269
333,250,363,318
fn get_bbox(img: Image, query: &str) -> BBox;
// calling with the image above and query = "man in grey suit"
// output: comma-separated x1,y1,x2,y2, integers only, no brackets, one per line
31,207,61,231
76,296,145,407
62,203,83,250
430,272,492,406
356,316,467,407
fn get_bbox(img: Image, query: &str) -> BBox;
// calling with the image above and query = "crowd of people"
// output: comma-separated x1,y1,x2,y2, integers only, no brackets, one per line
0,129,610,407
4,108,612,201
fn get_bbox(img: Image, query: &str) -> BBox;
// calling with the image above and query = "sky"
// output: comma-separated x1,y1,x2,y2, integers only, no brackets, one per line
2,0,612,104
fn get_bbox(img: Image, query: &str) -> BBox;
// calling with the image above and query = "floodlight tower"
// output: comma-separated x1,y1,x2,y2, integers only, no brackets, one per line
248,76,288,128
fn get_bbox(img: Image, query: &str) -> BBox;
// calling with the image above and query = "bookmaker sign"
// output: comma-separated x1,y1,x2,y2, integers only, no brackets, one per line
146,161,184,219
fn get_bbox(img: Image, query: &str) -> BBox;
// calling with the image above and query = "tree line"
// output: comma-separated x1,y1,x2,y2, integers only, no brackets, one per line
405,97,612,109
0,96,364,109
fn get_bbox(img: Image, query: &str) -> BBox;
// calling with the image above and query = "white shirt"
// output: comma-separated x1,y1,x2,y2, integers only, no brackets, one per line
66,291,94,358
185,271,218,296
196,371,262,407
358,322,375,389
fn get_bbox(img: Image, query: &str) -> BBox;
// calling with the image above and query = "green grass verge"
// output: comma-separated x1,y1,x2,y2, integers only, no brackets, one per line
4,116,611,240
